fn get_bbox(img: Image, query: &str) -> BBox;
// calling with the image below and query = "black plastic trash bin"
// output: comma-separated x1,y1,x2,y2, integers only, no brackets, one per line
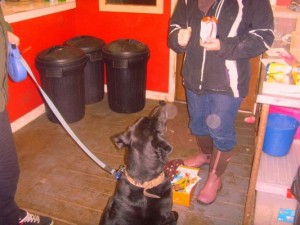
35,45,87,123
102,39,150,113
64,36,105,104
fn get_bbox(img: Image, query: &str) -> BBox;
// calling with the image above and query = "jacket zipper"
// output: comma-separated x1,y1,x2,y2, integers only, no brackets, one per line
199,48,206,89
199,0,224,90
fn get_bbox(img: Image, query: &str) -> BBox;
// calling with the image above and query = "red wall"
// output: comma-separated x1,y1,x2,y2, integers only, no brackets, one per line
8,10,76,122
7,1,172,122
74,0,172,92
276,0,291,6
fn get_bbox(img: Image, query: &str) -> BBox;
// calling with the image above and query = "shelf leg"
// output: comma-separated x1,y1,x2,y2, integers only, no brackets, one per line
243,103,269,225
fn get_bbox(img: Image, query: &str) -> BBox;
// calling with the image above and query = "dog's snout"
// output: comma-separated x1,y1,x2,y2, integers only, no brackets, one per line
165,104,177,120
152,104,177,121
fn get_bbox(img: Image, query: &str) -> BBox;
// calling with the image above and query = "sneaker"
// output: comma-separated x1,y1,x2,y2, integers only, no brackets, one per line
19,210,54,225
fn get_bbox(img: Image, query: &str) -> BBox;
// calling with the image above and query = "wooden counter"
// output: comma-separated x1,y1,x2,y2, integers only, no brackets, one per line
2,0,76,23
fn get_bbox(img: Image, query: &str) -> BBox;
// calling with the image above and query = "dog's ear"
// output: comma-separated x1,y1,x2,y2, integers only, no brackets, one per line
112,131,131,149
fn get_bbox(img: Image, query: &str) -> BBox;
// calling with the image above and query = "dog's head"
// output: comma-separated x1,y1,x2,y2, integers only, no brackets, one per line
112,103,177,182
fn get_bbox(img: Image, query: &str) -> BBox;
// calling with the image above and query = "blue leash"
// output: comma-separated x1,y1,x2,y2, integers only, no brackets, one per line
18,56,124,179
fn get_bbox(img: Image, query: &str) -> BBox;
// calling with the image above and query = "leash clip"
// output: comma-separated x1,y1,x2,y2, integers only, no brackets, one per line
114,165,126,180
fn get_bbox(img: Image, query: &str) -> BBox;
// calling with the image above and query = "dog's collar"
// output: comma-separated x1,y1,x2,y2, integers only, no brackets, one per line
124,170,165,199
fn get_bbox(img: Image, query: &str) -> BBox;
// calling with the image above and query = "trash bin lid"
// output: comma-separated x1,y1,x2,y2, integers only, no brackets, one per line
36,45,87,67
102,39,150,60
64,36,105,54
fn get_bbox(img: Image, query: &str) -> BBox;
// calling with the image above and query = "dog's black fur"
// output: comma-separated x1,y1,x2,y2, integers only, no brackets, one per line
99,104,178,225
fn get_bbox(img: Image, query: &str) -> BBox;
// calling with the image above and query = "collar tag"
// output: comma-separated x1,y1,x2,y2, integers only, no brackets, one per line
114,165,126,180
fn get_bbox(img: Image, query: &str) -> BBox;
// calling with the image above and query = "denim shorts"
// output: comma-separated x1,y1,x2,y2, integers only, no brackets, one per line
186,89,243,151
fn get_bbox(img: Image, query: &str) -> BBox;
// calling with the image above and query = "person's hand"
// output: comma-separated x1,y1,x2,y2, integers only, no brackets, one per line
200,38,220,51
7,32,20,46
178,27,192,47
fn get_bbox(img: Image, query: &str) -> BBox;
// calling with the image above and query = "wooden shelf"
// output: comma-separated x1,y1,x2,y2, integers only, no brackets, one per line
2,0,76,23
273,5,300,19
256,140,300,196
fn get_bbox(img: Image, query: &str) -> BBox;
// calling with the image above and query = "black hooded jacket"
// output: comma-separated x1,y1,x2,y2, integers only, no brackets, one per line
168,0,275,97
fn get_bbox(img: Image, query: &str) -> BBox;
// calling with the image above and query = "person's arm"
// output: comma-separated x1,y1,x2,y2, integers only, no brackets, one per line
7,31,20,46
218,0,274,60
168,0,191,53
3,16,12,32
1,8,20,46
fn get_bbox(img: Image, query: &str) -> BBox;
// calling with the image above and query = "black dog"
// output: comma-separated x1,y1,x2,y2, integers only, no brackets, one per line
99,103,178,225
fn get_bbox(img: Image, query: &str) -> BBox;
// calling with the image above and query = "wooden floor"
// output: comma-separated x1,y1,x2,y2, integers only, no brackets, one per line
13,95,255,225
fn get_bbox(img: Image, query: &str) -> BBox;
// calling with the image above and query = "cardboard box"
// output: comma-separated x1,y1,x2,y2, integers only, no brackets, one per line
171,166,201,206
254,191,297,225
290,31,300,63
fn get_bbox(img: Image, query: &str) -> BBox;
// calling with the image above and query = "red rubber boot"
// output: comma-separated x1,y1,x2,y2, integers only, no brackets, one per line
197,147,233,204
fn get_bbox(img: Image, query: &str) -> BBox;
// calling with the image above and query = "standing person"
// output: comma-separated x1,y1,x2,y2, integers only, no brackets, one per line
0,5,54,225
167,0,274,204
